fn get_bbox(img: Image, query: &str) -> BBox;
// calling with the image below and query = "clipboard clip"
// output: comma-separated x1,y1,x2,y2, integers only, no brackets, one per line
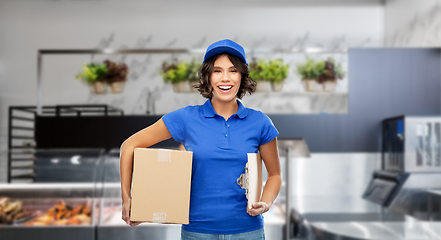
236,163,249,199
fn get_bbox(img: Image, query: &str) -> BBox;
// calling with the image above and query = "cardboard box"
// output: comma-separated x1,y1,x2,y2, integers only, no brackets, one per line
237,153,263,209
130,148,193,224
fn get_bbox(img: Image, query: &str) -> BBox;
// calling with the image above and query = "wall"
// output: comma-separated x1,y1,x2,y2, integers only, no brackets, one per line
0,0,384,182
271,48,441,152
385,0,441,47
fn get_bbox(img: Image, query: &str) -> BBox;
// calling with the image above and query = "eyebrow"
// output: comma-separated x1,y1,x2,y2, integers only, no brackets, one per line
213,65,237,69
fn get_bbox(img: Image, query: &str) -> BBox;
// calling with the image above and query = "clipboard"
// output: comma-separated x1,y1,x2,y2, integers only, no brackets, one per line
236,153,263,209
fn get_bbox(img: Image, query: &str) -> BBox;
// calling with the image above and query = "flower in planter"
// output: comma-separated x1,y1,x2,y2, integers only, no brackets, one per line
159,59,190,92
75,63,107,94
103,60,129,94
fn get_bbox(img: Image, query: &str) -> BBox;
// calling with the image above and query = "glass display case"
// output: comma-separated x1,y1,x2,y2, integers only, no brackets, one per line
0,149,105,240
0,147,285,240
96,148,182,240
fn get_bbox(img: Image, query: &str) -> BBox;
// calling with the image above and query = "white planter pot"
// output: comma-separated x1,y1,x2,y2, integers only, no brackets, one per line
323,81,337,92
271,80,285,92
172,82,186,93
188,81,199,93
110,81,125,94
91,81,106,94
302,79,323,92
255,81,272,92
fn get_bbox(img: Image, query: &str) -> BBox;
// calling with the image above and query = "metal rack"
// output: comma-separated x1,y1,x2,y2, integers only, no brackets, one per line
7,105,123,183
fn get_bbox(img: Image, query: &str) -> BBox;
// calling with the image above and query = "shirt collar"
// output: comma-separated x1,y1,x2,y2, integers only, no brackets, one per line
202,99,248,119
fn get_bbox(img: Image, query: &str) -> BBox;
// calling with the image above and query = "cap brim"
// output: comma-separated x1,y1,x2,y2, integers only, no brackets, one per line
204,47,248,65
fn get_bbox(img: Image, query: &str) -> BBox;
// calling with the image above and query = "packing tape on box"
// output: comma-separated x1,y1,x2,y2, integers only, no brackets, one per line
152,212,167,222
158,149,171,162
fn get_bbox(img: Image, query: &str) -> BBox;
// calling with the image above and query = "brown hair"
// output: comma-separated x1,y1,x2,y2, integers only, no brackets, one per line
194,53,256,99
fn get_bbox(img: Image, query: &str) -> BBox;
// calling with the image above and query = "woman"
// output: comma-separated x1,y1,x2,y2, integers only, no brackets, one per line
120,39,281,239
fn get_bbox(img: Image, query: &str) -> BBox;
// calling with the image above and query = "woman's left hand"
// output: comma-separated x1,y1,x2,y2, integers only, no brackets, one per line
247,202,270,216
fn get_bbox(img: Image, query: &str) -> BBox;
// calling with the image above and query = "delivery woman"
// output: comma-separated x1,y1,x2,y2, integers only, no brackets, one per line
120,39,282,240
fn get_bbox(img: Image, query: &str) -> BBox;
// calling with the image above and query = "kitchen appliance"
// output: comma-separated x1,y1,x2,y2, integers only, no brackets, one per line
363,116,441,220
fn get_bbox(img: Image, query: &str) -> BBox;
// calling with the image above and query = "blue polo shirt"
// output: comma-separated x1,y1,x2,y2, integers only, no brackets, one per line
162,99,278,234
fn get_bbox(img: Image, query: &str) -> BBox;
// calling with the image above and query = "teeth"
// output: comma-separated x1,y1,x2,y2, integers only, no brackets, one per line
219,86,232,90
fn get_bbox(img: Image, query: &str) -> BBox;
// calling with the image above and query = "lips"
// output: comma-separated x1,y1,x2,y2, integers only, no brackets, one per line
218,85,233,93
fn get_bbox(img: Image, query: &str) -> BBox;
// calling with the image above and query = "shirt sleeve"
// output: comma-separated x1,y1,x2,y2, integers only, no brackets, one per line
161,107,188,143
260,113,279,146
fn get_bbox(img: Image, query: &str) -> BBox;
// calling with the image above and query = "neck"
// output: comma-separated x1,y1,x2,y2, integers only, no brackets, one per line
211,98,238,120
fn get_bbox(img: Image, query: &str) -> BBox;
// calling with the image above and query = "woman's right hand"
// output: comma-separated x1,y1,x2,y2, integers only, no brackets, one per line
120,119,172,228
122,198,141,227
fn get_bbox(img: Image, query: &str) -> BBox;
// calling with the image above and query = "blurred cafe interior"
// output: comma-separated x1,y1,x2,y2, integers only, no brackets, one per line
1,0,441,239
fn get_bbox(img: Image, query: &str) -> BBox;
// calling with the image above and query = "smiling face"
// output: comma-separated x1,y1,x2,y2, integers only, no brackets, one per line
210,54,242,105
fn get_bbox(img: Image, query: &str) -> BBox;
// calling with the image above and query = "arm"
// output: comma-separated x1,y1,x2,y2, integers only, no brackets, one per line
247,137,282,216
120,118,172,226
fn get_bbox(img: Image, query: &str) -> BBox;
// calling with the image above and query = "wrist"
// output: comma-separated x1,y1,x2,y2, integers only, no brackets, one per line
122,195,131,203
262,201,272,212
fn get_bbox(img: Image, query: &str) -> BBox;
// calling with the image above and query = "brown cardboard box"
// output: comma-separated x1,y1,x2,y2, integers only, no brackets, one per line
130,148,193,224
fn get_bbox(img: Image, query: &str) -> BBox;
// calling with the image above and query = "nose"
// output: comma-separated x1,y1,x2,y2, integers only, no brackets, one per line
221,71,229,81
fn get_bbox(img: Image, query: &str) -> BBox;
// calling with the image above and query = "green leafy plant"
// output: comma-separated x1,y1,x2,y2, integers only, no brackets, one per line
250,58,289,83
319,57,345,82
295,58,326,82
249,58,268,82
265,59,289,84
187,58,201,82
75,63,107,84
103,60,129,84
159,59,190,83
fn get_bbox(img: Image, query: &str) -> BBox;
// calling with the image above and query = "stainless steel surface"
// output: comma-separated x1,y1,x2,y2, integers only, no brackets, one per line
388,173,441,220
278,138,311,158
0,183,97,198
309,221,441,240
288,153,441,239
278,139,311,240
292,196,441,240
289,153,381,199
427,190,441,221
0,226,95,240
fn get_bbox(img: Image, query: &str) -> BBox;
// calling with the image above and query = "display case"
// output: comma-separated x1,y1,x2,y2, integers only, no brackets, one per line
1,147,285,240
96,148,182,240
0,149,105,240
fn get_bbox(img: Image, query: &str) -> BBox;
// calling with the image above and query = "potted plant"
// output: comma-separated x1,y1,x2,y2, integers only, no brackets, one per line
296,58,325,92
264,59,289,92
159,59,189,92
76,63,107,94
319,57,345,92
103,60,129,94
187,58,201,93
249,58,272,92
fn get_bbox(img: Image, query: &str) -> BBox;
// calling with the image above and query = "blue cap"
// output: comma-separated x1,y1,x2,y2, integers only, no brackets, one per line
203,39,248,65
